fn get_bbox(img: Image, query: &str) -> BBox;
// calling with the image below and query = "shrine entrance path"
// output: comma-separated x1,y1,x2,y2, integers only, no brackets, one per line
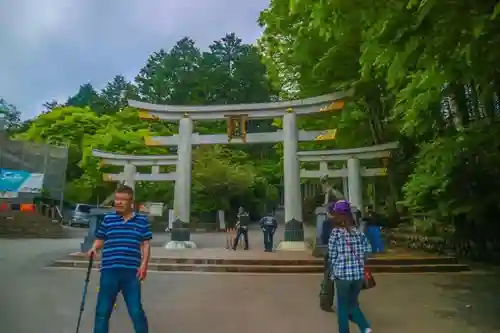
1,237,500,333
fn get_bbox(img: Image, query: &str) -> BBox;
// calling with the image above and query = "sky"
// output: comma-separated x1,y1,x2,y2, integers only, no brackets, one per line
0,0,270,120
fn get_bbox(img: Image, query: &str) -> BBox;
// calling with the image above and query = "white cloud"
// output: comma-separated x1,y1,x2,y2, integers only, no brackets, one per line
0,0,268,119
1,0,80,46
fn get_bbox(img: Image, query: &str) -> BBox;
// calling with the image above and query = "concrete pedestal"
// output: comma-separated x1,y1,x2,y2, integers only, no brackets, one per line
81,217,99,253
165,219,197,248
164,241,197,249
277,241,308,251
278,219,307,251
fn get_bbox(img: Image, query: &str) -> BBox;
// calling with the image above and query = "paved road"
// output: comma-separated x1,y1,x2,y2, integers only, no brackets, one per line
1,235,500,333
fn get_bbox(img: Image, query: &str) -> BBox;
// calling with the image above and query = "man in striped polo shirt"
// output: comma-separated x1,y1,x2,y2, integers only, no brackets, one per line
87,185,152,333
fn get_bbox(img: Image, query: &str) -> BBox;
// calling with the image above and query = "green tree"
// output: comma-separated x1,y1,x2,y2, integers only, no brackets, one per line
15,106,108,183
259,0,500,260
42,100,60,114
66,83,104,113
0,98,21,131
135,49,174,104
100,75,138,114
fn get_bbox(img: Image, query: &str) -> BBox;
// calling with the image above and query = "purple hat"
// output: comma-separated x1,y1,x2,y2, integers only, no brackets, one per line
328,200,351,214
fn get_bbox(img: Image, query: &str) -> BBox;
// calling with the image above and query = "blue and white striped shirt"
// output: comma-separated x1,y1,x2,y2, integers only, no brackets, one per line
95,213,153,270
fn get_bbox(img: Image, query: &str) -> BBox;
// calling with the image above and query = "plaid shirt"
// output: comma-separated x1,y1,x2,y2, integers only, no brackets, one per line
328,227,371,281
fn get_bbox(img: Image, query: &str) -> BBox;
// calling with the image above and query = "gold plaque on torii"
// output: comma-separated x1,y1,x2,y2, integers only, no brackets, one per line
315,129,337,141
226,115,248,142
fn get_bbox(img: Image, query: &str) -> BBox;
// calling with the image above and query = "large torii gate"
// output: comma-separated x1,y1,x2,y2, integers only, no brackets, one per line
129,92,349,250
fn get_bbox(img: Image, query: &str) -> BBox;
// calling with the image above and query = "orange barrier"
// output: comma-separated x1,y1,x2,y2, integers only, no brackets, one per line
20,203,35,213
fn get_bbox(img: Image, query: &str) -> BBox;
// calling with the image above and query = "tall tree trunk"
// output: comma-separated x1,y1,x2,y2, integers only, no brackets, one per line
451,83,470,128
362,84,399,215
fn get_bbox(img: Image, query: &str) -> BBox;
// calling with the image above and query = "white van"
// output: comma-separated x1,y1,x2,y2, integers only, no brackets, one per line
69,203,95,227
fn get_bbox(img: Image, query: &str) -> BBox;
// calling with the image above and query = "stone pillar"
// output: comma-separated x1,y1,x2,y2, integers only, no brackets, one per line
347,157,363,212
217,210,226,231
278,108,305,251
342,176,349,201
166,115,196,249
174,115,192,223
165,209,175,232
123,163,136,191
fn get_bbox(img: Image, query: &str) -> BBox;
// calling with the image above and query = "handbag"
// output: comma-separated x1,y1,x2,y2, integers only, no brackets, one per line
345,233,376,290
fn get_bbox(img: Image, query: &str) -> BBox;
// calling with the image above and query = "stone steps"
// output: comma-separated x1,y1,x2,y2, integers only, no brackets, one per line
50,255,470,274
61,253,459,266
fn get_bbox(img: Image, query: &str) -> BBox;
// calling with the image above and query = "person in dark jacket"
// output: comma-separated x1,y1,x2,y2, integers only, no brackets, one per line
260,215,278,252
232,208,250,250
321,216,333,245
319,204,357,318
363,206,385,253
319,210,336,312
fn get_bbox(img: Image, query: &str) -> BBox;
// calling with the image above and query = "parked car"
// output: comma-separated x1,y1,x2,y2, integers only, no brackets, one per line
68,203,95,227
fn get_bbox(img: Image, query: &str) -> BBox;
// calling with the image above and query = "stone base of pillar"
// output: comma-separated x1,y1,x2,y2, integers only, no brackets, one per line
277,219,307,251
170,219,191,242
283,218,304,242
276,241,308,251
164,241,197,249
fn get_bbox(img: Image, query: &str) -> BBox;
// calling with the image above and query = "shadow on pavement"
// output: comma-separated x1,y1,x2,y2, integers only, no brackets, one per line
434,273,500,331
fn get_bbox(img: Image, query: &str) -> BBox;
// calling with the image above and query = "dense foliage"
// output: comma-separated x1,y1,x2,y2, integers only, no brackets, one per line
259,0,500,260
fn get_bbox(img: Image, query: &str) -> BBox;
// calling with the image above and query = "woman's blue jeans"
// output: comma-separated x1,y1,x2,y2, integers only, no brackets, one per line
93,268,148,333
335,279,370,333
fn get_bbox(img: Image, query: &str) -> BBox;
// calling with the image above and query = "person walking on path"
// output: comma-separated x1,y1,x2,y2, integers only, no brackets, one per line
328,200,372,333
260,214,278,252
232,207,250,250
87,185,152,333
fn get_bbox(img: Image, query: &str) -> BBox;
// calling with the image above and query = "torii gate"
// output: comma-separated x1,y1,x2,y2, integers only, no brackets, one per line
298,142,398,211
93,150,177,191
130,91,349,250
87,150,187,249
298,142,398,254
93,150,177,216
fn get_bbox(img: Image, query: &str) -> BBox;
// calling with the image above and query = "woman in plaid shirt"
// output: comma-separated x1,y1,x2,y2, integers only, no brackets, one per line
328,200,372,333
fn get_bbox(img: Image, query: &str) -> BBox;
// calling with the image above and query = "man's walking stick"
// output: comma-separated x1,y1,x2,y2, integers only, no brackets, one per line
75,253,94,333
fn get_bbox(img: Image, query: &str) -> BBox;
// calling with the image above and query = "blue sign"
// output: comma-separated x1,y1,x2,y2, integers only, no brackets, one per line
0,168,44,193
